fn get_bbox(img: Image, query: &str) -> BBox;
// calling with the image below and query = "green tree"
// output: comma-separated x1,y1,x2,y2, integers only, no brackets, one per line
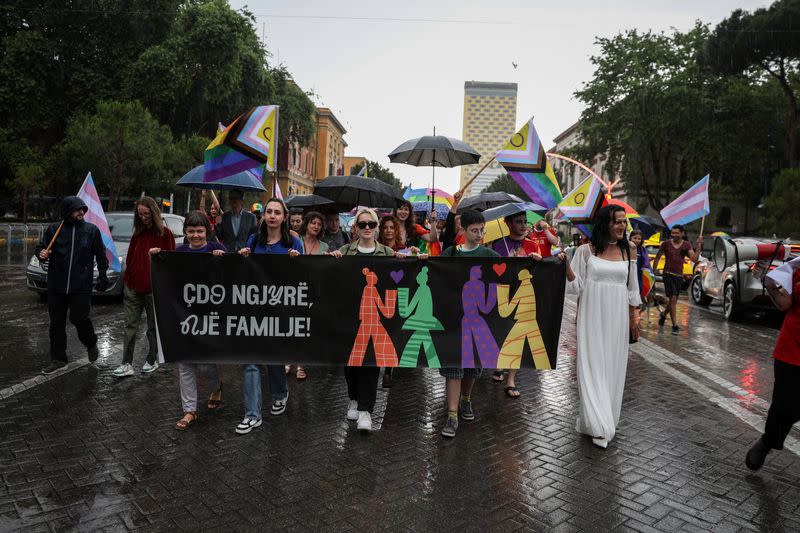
702,0,800,166
482,173,528,199
59,101,174,210
350,161,405,191
762,168,800,238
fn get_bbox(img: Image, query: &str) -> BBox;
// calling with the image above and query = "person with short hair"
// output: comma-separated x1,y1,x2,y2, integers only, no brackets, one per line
490,211,543,396
289,210,304,233
168,211,227,430
36,196,110,375
114,196,175,378
235,198,303,435
218,189,258,253
653,224,702,334
321,212,350,250
529,219,559,257
438,209,499,438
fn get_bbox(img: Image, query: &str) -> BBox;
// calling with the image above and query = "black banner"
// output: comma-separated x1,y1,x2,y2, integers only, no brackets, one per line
152,253,566,369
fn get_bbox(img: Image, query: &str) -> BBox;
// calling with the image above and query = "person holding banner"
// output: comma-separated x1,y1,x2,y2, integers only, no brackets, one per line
653,225,702,335
745,266,800,471
490,212,543,397
114,197,175,378
563,205,641,448
321,212,350,250
36,196,110,375
329,208,399,432
394,200,438,251
167,211,226,430
235,198,303,435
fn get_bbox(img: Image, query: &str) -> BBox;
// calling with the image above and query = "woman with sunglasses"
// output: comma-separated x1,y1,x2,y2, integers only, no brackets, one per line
235,198,303,435
329,208,406,431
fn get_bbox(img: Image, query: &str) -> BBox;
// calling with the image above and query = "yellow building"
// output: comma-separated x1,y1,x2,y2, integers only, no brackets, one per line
459,81,518,197
315,107,347,179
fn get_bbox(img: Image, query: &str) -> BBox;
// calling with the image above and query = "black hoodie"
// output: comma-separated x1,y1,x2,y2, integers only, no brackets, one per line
35,196,109,294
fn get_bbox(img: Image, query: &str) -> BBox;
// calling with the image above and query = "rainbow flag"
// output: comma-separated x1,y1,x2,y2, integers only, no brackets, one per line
204,105,279,182
495,117,562,209
660,175,710,229
77,172,121,272
403,187,453,206
641,268,655,298
558,175,605,224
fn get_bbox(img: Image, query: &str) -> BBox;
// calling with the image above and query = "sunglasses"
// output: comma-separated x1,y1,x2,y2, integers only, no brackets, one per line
356,221,378,230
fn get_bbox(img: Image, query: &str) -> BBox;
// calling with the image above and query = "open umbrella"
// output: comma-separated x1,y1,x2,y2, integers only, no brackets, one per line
389,132,480,211
457,191,524,213
177,165,266,192
629,214,666,239
481,202,545,244
313,175,404,211
284,194,334,211
412,201,449,219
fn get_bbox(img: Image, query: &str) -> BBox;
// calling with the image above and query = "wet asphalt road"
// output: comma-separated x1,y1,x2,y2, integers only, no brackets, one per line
0,259,799,532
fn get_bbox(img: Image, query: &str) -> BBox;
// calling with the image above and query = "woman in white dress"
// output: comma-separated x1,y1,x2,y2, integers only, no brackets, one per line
562,205,641,448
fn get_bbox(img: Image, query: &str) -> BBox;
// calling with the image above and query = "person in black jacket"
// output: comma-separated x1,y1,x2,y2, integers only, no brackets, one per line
36,196,109,375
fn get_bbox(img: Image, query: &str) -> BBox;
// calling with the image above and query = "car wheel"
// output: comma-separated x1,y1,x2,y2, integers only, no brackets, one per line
691,276,712,306
723,282,741,321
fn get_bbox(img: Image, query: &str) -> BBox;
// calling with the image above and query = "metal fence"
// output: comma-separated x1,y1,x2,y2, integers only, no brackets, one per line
0,223,48,264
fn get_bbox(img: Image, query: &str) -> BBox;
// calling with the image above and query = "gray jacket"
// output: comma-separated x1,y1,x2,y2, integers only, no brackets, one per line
219,210,258,252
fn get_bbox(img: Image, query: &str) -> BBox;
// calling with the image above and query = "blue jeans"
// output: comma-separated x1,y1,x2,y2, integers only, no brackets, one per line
243,364,288,419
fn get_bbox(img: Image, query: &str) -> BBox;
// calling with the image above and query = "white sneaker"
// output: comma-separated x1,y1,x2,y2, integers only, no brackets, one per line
356,411,372,431
346,400,358,421
141,362,159,374
112,363,134,378
235,417,262,434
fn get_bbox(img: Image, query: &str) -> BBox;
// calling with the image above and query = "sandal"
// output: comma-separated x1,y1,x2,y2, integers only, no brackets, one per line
175,412,197,431
492,371,505,383
296,367,307,382
285,364,292,375
207,383,223,410
505,386,520,398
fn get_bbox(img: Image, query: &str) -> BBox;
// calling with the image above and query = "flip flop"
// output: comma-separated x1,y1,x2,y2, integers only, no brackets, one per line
175,412,197,431
296,367,307,382
505,386,520,398
492,371,505,383
207,384,223,410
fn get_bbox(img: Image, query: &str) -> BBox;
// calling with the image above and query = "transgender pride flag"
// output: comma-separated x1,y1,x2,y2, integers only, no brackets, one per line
660,175,710,229
77,172,122,272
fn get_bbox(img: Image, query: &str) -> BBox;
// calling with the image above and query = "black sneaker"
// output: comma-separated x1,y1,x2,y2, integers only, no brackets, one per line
87,344,99,363
441,417,458,438
42,360,67,375
746,437,770,471
658,312,667,326
460,399,475,421
672,325,680,335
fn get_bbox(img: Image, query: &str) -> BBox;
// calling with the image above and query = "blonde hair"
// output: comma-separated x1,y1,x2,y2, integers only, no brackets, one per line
354,207,379,225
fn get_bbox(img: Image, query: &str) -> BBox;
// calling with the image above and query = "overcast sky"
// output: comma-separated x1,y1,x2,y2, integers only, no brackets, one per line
231,0,768,192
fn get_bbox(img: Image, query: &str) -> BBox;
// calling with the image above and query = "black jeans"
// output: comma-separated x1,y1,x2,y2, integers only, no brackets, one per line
48,292,96,362
345,366,380,412
763,359,800,450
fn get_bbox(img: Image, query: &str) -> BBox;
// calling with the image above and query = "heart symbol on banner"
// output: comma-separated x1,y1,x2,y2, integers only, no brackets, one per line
492,263,507,277
390,270,404,284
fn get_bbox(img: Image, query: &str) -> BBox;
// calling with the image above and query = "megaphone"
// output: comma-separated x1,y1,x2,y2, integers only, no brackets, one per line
713,236,791,271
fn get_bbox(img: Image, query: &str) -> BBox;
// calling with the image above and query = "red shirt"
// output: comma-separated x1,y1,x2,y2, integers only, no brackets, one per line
414,223,441,256
659,240,692,276
528,227,557,257
124,227,176,294
773,269,800,366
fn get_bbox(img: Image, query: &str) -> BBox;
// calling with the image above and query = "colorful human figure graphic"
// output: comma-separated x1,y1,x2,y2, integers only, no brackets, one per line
496,269,550,369
398,266,443,368
461,266,499,368
348,268,398,367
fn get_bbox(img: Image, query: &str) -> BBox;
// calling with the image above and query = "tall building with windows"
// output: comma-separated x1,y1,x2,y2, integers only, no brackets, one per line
459,81,518,196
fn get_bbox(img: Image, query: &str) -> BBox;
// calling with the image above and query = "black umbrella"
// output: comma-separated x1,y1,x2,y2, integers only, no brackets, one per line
285,194,334,211
629,214,667,239
388,131,480,211
457,191,524,213
313,175,405,211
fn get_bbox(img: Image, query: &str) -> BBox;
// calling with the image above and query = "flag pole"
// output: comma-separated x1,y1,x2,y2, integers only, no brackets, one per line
458,156,496,197
45,222,64,253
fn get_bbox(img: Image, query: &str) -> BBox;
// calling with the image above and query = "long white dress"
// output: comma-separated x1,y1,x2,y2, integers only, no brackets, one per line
567,244,641,446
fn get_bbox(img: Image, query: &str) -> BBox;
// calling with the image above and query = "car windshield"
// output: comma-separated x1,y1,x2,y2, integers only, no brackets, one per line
106,214,135,242
106,214,184,241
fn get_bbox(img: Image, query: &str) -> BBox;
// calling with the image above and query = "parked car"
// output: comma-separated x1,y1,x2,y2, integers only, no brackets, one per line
690,236,800,320
26,212,185,300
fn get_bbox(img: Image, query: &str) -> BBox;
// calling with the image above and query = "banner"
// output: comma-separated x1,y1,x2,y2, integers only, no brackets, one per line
152,254,566,369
